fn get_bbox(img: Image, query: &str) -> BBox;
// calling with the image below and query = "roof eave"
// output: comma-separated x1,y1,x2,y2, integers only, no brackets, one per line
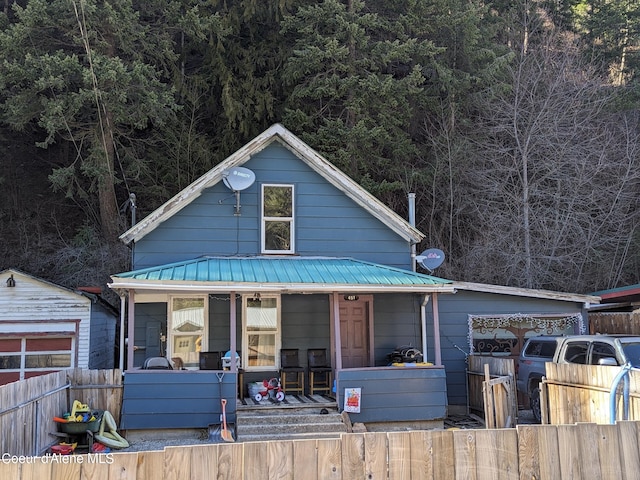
452,281,600,304
108,278,455,294
118,132,270,244
1,268,89,300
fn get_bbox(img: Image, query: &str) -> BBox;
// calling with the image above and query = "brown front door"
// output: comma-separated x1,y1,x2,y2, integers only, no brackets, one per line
339,297,370,368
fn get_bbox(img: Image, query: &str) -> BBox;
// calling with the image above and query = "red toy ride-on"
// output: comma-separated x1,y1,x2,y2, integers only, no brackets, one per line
254,377,285,402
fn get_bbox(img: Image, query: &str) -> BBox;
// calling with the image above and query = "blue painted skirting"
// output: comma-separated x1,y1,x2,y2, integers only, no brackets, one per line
120,371,237,430
337,366,447,423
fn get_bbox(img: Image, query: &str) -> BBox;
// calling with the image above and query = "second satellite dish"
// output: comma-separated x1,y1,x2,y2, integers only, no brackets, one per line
222,166,255,215
416,248,445,273
222,166,256,191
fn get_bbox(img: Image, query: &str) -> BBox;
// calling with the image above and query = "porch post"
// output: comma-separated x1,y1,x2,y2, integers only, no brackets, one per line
127,290,135,371
432,292,442,366
229,291,237,373
332,292,342,370
119,293,126,371
421,294,430,363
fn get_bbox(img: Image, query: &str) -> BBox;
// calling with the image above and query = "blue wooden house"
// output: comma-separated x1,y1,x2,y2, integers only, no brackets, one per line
109,124,598,430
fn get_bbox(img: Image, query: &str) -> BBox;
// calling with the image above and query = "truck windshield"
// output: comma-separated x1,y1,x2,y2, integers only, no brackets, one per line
620,343,640,368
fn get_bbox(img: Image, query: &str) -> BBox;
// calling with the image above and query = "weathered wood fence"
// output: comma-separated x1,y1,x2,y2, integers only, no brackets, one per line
3,422,640,479
589,312,640,334
542,363,640,425
467,355,517,427
0,369,122,456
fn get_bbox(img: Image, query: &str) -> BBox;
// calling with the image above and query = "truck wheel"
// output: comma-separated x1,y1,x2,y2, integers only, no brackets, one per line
530,387,542,423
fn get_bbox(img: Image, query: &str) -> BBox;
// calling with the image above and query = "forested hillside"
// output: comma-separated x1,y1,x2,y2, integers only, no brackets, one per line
0,0,638,300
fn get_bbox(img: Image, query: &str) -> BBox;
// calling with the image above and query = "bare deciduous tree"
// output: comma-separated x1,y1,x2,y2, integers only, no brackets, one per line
457,31,640,292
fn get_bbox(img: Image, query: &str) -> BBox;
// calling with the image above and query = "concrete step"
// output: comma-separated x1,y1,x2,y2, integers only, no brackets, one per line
236,406,347,442
240,431,344,443
237,420,346,436
237,412,343,425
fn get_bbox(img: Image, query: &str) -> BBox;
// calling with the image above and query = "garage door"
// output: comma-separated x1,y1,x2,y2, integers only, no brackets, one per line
0,336,75,385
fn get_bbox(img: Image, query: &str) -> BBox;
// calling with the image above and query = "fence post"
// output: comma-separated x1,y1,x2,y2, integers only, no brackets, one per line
540,377,549,424
483,363,495,428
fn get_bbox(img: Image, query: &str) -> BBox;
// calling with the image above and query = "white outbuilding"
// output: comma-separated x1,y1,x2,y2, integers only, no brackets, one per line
0,269,117,385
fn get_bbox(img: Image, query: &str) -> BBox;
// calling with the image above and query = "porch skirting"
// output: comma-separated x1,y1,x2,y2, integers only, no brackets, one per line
336,366,447,423
120,371,237,430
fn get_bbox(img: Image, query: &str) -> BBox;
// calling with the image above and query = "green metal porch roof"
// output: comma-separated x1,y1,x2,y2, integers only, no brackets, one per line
109,256,454,293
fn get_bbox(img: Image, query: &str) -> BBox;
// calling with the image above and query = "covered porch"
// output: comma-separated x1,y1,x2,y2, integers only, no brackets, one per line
110,256,455,430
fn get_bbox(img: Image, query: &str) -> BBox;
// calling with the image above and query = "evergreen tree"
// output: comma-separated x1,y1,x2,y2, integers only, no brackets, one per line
178,0,296,158
575,0,640,86
0,0,181,241
281,0,440,203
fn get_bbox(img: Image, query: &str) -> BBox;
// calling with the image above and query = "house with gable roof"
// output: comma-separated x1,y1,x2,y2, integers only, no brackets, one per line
109,124,598,431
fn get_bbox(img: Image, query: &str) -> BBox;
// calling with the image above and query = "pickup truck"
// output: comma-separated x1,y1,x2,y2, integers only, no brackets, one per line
517,334,640,422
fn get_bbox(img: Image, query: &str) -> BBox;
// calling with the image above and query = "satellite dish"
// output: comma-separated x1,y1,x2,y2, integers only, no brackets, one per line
222,167,255,192
416,248,445,273
221,167,255,216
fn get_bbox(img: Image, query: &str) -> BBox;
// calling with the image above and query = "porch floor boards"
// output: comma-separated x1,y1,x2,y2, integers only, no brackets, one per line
237,393,336,410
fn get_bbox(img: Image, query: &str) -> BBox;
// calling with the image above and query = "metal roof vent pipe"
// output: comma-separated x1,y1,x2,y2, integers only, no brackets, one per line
6,274,15,287
408,193,416,272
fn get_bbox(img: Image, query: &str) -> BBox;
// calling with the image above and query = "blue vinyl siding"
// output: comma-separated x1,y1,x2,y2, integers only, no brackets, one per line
431,290,587,407
133,303,167,367
281,294,331,351
88,303,116,369
206,295,233,354
372,294,423,366
133,143,412,270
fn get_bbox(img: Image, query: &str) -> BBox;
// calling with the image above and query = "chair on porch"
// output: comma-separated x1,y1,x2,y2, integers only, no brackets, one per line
142,357,173,370
280,349,305,395
307,349,332,395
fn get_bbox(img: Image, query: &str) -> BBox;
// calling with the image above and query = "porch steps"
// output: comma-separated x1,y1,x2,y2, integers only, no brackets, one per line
235,402,347,442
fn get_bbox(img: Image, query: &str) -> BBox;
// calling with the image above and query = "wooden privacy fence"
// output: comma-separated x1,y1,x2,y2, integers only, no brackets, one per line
467,355,517,428
3,422,640,479
542,363,640,425
0,369,122,456
589,312,640,334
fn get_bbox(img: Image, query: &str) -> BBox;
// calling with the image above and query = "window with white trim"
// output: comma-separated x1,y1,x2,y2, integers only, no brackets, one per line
242,294,281,371
169,296,207,369
262,184,294,253
0,336,74,383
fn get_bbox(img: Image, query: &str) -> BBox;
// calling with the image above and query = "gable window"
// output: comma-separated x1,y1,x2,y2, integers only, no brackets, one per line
243,295,281,371
262,184,294,253
169,297,207,369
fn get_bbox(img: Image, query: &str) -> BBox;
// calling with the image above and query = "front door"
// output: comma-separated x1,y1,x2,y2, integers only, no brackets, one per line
339,297,370,368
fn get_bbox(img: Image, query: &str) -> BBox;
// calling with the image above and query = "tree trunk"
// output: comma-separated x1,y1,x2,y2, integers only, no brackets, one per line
97,109,121,242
